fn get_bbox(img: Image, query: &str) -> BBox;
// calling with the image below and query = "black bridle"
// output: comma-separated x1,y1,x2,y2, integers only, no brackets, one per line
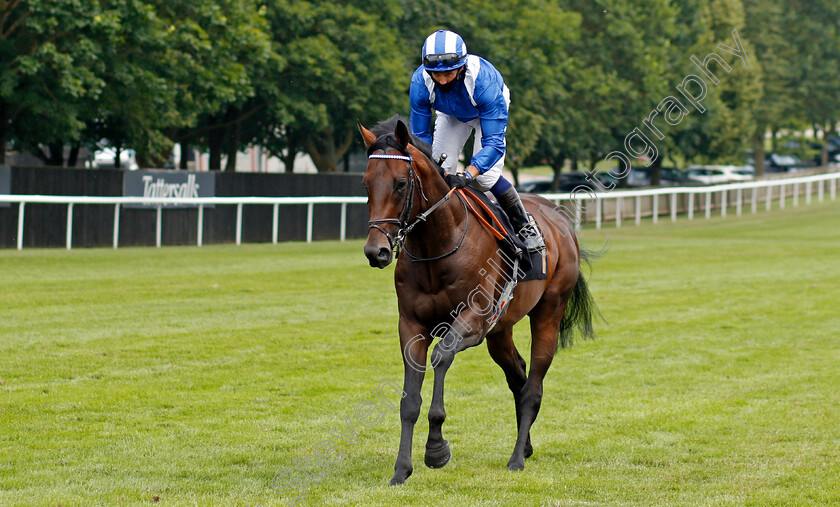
367,152,468,262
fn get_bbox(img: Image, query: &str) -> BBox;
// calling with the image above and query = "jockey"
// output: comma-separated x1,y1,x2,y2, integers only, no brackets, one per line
409,29,544,252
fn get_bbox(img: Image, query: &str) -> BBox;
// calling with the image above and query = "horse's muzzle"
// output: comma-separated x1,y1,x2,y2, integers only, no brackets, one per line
364,242,393,268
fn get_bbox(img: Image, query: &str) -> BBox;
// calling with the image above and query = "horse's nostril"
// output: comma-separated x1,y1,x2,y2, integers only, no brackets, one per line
377,247,391,262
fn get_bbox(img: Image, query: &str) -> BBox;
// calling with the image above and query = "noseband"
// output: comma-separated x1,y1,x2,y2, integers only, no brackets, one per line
367,152,467,261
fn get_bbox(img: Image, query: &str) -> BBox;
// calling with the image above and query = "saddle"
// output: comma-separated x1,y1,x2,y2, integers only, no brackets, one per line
458,187,548,282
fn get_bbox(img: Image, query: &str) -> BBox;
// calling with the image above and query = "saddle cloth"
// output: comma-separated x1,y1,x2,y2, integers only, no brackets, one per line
461,187,548,282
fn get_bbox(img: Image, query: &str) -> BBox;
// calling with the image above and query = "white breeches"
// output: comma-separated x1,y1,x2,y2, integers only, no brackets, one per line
431,114,505,191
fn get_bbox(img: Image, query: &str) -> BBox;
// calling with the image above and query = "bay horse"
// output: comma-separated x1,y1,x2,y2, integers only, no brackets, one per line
359,116,597,486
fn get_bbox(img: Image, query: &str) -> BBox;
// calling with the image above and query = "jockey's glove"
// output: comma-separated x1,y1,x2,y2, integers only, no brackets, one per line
445,172,471,189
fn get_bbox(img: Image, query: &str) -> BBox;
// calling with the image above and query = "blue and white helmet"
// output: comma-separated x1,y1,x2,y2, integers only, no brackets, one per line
421,30,468,72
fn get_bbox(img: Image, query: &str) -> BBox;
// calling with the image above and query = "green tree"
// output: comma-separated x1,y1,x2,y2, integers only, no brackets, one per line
741,0,797,175
785,0,840,167
660,0,761,181
0,0,108,164
258,0,406,172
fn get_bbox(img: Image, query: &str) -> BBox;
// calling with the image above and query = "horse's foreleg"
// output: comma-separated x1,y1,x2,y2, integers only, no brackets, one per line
425,316,483,469
391,321,430,486
486,327,532,459
424,341,454,469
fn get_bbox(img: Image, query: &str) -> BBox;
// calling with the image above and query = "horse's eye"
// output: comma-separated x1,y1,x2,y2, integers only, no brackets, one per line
395,179,408,192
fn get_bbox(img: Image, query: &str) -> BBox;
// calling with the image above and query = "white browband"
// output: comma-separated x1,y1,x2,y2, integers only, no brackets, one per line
368,154,412,162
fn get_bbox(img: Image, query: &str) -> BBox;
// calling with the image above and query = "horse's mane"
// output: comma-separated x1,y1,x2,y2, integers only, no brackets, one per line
367,115,444,175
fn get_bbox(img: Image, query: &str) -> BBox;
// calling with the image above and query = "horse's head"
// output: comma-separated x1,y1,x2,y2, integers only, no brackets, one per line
359,118,426,268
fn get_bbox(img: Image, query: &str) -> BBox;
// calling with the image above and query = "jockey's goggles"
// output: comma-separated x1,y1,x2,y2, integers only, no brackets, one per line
423,53,465,69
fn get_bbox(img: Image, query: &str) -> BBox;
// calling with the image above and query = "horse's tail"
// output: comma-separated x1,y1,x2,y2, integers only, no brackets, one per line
557,246,603,349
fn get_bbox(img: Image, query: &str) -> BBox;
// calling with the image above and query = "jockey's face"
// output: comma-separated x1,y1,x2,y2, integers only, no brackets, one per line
429,68,461,86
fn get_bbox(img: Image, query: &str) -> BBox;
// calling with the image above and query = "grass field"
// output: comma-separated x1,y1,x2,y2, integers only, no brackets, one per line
1,199,839,506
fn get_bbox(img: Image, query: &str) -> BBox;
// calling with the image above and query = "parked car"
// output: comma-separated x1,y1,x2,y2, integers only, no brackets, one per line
517,172,602,193
685,165,754,184
89,147,139,170
765,153,806,172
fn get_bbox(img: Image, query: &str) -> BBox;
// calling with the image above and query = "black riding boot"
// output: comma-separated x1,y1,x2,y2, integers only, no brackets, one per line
498,187,545,252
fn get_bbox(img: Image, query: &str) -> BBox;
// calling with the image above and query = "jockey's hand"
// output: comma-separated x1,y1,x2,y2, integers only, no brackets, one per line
445,171,471,189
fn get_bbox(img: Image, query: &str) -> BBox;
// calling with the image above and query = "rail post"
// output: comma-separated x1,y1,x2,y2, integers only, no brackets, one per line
615,196,622,228
66,203,74,250
113,203,120,249
652,195,658,224
670,193,677,222
272,203,279,244
236,203,243,245
156,205,162,248
340,202,347,241
705,191,711,219
306,202,314,242
635,195,641,226
688,192,694,220
17,201,25,250
197,204,204,247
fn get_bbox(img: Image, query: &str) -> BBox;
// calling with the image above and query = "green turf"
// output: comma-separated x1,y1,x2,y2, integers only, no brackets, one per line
1,200,839,506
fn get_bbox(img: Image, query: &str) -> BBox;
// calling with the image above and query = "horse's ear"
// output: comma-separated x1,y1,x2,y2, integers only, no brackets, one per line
358,120,377,148
405,143,423,165
395,120,410,149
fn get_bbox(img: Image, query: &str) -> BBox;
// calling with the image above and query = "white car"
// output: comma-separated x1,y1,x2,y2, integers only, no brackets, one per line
685,165,753,184
89,147,139,170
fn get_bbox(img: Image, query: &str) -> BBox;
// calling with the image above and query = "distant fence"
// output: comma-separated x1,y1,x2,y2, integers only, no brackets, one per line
548,170,839,229
0,166,367,248
1,169,838,250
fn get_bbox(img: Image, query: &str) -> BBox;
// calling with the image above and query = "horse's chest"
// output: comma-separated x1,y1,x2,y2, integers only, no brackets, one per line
412,293,446,321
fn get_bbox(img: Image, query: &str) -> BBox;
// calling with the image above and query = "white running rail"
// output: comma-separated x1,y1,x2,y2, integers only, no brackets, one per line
1,171,837,250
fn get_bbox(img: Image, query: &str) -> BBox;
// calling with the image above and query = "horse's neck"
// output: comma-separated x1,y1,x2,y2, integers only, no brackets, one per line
400,164,481,269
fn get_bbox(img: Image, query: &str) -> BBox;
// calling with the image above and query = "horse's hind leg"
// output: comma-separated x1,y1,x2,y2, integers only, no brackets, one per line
486,327,533,459
507,299,567,471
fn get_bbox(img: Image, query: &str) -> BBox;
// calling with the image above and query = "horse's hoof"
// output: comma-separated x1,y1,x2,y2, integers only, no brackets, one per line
424,440,451,469
524,441,533,459
389,468,412,486
507,456,525,471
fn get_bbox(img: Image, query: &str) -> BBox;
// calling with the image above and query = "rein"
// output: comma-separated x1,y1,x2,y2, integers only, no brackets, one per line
367,153,468,262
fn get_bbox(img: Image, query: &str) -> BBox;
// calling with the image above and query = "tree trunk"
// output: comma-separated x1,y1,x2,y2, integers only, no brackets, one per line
208,126,224,171
753,126,766,177
821,121,830,167
282,138,297,173
114,146,121,169
67,142,81,167
48,142,64,166
770,127,778,152
179,144,190,169
550,154,566,192
649,157,662,187
224,108,241,173
0,102,8,165
305,126,354,173
509,164,520,188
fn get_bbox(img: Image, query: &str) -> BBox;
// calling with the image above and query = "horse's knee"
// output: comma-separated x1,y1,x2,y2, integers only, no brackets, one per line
520,383,544,411
400,395,422,423
431,348,455,370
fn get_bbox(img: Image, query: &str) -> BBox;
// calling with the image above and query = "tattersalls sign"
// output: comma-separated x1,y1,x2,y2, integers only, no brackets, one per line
123,170,215,208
